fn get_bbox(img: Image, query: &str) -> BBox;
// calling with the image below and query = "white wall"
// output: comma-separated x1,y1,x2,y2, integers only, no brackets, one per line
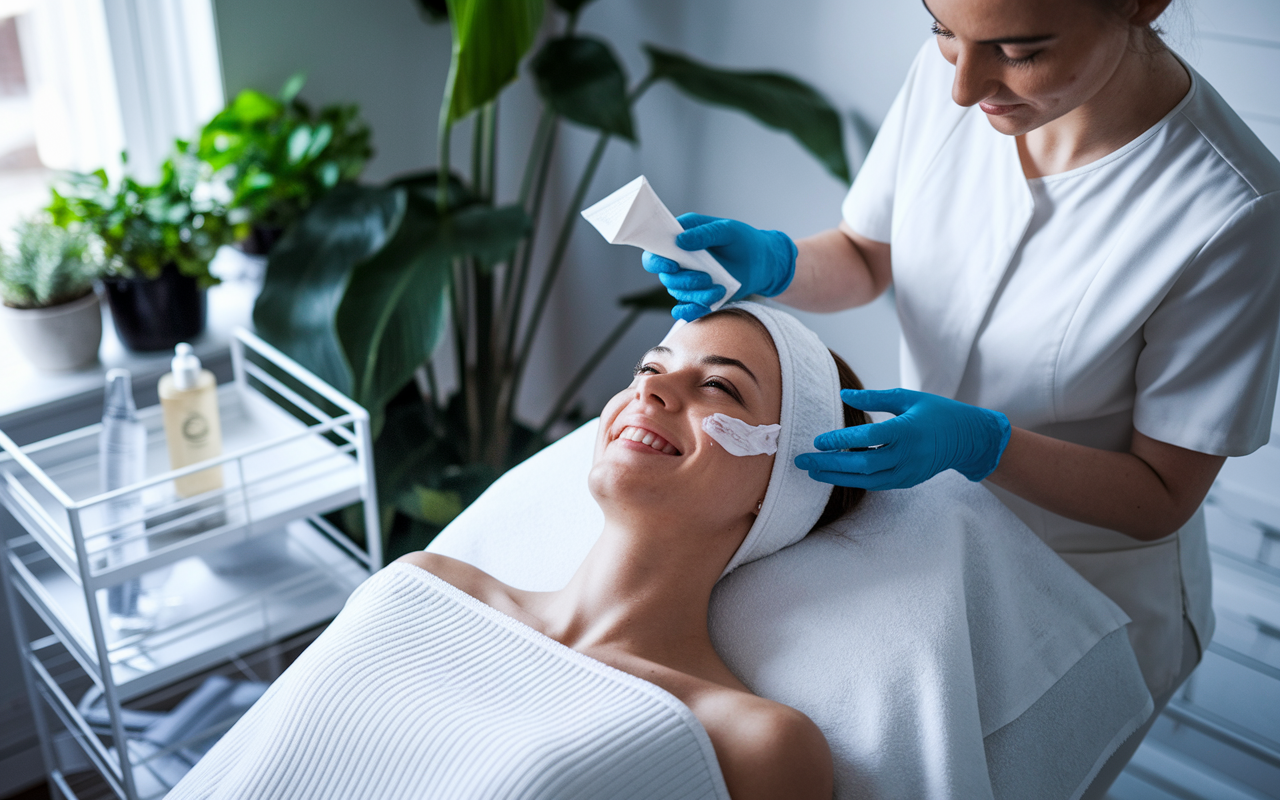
520,0,930,425
210,0,928,427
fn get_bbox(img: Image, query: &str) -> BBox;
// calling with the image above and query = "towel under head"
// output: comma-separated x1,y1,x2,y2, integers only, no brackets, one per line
706,301,843,577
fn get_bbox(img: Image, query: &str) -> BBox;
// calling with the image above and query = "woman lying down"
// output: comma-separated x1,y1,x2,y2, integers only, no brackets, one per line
169,302,868,800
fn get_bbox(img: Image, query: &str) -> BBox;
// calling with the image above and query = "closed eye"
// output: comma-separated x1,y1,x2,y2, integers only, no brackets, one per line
704,377,744,405
997,48,1041,66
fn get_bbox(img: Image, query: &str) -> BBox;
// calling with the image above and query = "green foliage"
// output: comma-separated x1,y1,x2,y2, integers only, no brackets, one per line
533,37,635,140
47,155,235,287
197,75,373,234
256,0,851,556
253,184,405,399
645,46,851,183
442,0,544,125
0,217,101,309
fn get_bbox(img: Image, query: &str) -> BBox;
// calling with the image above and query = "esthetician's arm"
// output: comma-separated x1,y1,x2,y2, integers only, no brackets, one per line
987,428,1226,541
777,222,893,312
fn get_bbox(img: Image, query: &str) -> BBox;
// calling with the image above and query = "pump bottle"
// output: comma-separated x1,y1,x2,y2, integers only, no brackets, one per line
159,343,224,497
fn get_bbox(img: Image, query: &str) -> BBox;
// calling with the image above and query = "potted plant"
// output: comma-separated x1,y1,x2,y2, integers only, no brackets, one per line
0,216,104,371
48,152,238,352
256,0,852,558
196,74,373,255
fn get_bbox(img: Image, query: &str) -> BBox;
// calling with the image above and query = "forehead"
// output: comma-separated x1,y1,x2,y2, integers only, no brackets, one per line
661,313,781,386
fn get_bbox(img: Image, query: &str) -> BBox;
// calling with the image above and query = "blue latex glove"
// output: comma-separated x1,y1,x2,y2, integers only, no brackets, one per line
641,213,798,321
794,389,1012,490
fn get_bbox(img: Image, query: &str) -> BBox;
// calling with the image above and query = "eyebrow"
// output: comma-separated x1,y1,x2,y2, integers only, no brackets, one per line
921,0,1054,45
641,347,760,386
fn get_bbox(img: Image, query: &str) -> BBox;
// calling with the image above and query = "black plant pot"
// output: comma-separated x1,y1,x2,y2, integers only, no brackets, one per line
103,264,207,352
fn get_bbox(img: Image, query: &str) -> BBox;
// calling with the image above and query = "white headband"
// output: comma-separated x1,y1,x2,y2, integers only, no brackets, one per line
706,302,843,577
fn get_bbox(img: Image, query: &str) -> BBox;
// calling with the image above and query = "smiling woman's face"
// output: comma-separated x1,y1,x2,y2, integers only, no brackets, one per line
589,313,783,533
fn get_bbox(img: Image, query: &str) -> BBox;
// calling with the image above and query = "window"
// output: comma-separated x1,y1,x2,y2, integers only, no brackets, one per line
0,0,222,243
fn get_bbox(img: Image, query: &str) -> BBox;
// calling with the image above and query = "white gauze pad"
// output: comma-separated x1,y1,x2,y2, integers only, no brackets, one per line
581,176,741,311
702,413,781,457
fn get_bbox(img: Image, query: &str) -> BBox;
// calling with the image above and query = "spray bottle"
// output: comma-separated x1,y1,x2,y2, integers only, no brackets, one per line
99,369,150,632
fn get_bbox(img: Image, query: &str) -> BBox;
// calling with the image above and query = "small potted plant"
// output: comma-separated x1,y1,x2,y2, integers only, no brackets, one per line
0,217,104,371
197,74,372,255
48,152,238,352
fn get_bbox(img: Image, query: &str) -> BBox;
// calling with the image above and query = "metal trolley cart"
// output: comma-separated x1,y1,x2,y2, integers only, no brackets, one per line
0,329,382,799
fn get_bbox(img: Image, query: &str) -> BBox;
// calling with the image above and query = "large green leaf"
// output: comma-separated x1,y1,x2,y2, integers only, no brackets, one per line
532,37,634,140
335,199,529,412
253,185,404,396
644,46,850,183
443,0,544,124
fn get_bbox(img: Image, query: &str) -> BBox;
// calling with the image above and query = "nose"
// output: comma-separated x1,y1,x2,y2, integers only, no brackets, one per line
634,372,683,412
951,49,1000,108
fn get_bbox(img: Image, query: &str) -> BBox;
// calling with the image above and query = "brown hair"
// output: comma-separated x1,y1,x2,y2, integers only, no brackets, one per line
697,308,871,527
814,350,870,528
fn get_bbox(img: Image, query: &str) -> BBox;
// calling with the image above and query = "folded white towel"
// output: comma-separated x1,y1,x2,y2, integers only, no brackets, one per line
430,419,1153,799
168,563,730,800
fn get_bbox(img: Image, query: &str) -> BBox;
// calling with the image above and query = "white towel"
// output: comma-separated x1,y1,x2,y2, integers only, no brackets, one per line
430,419,1153,799
713,302,843,576
167,563,731,800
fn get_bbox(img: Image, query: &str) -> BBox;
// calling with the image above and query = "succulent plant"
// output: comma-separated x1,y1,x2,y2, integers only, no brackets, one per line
0,217,101,309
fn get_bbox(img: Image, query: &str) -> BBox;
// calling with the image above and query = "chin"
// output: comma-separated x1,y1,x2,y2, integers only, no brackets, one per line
983,113,1038,137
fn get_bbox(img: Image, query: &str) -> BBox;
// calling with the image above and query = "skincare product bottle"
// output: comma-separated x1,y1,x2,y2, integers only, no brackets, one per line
159,343,224,498
99,369,150,632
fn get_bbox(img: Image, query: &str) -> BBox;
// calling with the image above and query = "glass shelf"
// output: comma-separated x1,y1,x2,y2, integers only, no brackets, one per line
9,517,365,701
0,328,380,589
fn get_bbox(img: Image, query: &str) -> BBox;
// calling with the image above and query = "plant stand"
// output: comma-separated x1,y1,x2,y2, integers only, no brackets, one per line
0,328,381,799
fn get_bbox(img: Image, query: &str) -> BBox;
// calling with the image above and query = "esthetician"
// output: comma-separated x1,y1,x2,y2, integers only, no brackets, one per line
643,0,1280,790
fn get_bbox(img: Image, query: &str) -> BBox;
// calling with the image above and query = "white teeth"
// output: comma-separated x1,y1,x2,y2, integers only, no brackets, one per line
618,426,676,454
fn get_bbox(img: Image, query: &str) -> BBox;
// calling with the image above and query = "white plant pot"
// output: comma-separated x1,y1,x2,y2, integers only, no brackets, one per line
0,291,103,371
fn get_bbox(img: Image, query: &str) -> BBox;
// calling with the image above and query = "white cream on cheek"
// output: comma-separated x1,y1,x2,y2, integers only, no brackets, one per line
701,413,780,457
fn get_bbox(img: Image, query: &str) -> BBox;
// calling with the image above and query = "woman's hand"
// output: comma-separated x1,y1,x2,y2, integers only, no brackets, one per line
642,213,797,321
794,389,1012,490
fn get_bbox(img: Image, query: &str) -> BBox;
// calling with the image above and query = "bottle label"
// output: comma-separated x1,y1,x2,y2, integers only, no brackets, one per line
182,412,211,446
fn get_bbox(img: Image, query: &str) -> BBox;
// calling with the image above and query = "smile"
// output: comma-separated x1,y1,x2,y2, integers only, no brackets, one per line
616,426,681,455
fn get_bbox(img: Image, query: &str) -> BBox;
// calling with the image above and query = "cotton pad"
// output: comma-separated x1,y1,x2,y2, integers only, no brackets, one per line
702,413,780,457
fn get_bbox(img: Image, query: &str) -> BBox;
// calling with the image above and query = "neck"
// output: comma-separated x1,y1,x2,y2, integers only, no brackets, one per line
1019,40,1190,178
533,512,745,662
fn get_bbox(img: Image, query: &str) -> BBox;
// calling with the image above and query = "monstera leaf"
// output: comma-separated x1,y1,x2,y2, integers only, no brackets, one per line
645,45,850,183
532,36,635,140
253,185,404,396
442,0,544,124
336,198,529,412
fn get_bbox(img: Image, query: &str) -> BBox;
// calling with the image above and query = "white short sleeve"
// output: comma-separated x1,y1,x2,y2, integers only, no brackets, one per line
840,45,931,243
1134,191,1280,456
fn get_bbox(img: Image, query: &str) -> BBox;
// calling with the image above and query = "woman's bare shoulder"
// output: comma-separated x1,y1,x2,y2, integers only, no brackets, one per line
395,552,511,606
695,688,833,800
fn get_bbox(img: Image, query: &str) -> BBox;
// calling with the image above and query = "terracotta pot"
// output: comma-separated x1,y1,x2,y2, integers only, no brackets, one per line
0,290,103,371
103,264,206,352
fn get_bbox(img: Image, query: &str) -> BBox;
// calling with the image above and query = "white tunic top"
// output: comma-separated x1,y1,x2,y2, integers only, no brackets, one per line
843,41,1280,697
168,563,730,800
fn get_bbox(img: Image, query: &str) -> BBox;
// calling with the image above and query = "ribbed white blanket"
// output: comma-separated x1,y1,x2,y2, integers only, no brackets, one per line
168,563,731,800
